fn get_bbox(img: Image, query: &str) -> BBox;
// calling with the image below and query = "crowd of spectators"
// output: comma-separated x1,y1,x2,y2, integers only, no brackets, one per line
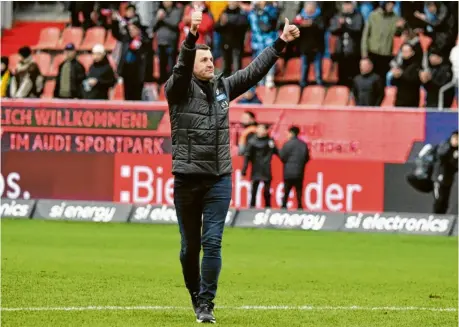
1,1,458,109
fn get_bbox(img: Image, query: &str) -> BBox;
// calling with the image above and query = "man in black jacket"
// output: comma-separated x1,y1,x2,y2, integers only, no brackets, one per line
242,124,278,208
112,16,149,101
432,130,458,214
352,58,385,106
391,43,422,107
83,44,117,100
54,43,86,99
214,1,249,77
420,48,455,108
329,1,364,87
165,8,299,323
280,126,310,210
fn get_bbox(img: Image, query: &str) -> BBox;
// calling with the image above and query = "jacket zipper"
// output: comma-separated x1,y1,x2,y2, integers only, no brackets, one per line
213,85,219,174
187,133,191,163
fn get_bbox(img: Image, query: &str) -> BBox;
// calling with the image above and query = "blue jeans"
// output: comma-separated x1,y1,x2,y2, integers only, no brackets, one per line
174,173,232,304
300,52,323,87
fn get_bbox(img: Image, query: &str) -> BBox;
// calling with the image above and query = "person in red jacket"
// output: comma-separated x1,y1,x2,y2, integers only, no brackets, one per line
179,1,214,46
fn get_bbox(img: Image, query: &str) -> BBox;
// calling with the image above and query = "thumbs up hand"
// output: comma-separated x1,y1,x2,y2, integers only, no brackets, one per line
190,6,203,35
280,18,300,42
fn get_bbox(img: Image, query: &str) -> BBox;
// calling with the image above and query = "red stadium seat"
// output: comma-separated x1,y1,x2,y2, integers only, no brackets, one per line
80,27,106,51
328,34,337,56
242,56,251,68
275,85,301,105
153,56,160,80
104,31,117,52
111,82,124,100
322,58,338,84
419,34,432,52
56,27,84,50
41,80,55,99
381,86,396,107
78,54,93,72
451,97,458,110
299,85,325,106
276,57,301,83
255,85,277,104
392,36,402,56
48,53,66,77
324,86,350,106
419,87,426,108
33,27,61,50
244,32,252,55
158,84,166,101
8,54,21,72
33,53,51,76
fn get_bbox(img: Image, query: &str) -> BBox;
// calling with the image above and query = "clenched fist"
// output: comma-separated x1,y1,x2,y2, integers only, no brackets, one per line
280,18,300,42
190,9,202,35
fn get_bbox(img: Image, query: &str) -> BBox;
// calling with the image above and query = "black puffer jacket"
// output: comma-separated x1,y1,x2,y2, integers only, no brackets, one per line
329,10,364,58
352,72,385,106
423,60,454,108
83,56,116,100
279,136,310,180
432,136,458,187
392,56,422,108
166,32,283,176
242,135,278,181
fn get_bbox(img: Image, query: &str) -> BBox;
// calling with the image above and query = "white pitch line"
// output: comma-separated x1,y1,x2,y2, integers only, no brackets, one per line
1,305,457,313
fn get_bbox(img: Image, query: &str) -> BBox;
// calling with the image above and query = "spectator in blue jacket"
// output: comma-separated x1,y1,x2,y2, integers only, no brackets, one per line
248,1,280,88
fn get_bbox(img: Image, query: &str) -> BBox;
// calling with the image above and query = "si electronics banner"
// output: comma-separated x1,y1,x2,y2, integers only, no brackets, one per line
114,154,384,212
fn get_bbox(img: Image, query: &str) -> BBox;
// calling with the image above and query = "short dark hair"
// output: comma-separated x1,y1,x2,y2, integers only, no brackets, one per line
196,44,211,51
244,110,256,119
289,126,300,136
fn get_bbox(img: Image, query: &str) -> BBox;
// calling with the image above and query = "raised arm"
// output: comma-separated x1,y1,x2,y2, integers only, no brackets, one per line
165,10,202,103
224,18,300,101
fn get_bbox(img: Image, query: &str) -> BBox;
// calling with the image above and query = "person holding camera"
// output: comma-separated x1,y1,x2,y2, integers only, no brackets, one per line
432,131,458,214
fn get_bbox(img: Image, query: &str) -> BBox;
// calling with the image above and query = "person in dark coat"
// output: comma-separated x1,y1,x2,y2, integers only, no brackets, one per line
420,48,455,108
280,126,310,210
329,1,364,87
242,124,279,208
293,1,325,86
352,58,385,106
391,43,422,107
165,9,300,324
237,109,258,155
153,1,183,84
54,43,86,99
83,44,117,100
414,1,458,57
431,130,458,214
112,13,149,100
214,1,249,77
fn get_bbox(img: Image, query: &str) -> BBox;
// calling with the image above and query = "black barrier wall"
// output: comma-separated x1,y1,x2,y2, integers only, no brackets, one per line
384,163,458,215
1,199,458,237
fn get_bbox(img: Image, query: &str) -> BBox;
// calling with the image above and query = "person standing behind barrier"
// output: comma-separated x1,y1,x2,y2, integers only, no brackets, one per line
280,126,310,210
83,45,116,100
112,15,149,101
432,130,458,214
242,124,278,208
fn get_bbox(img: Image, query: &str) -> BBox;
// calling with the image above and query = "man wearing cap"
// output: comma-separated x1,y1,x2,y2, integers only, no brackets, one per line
83,44,116,100
54,43,86,99
165,7,300,324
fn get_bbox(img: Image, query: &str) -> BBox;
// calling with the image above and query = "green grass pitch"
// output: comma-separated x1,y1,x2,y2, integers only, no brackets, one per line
1,218,457,326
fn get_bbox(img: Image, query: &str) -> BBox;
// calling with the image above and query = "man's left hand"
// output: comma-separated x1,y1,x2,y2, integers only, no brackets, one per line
280,18,300,43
